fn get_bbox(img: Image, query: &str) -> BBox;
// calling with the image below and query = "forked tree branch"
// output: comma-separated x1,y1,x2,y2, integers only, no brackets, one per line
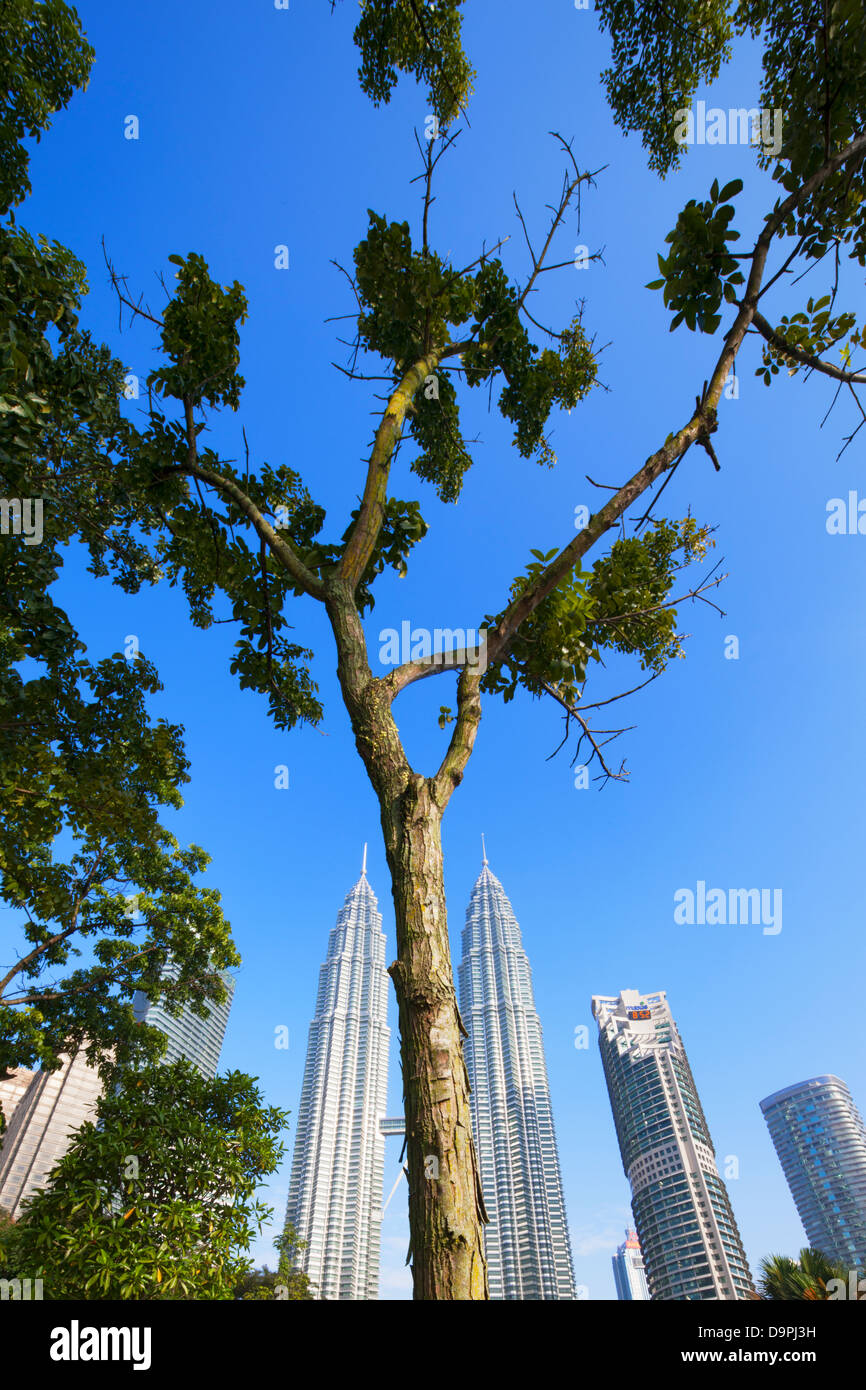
382,635,488,700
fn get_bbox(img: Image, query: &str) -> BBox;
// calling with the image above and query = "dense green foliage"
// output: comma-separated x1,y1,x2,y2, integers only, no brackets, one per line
0,1206,16,1268
153,252,247,410
647,178,745,334
352,0,474,127
233,1225,313,1300
0,245,234,1082
596,0,733,176
0,596,237,1090
482,519,713,708
758,1248,861,1300
0,0,94,213
353,212,598,486
7,1062,286,1299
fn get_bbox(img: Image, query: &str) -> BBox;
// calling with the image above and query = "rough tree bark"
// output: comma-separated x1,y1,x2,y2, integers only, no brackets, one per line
327,579,488,1299
384,778,488,1300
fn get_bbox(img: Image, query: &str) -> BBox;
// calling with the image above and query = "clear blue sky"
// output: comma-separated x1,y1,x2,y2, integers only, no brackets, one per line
18,1,866,1298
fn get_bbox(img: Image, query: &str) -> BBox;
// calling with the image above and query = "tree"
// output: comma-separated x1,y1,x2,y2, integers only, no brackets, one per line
757,1248,861,1300
7,0,866,1298
9,1060,287,1299
0,0,238,1109
0,1207,16,1269
274,1225,315,1300
0,570,240,1103
0,0,94,213
233,1225,313,1300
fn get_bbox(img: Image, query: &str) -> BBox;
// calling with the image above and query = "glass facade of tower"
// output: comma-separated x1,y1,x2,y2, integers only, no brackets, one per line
760,1075,866,1272
132,963,235,1078
285,862,390,1300
459,857,576,1300
593,989,753,1301
612,1228,650,1300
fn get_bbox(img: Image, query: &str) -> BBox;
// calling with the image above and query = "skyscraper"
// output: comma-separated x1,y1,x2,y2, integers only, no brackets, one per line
0,1050,103,1218
285,849,390,1300
760,1075,866,1272
133,963,236,1078
592,989,753,1300
458,845,576,1300
612,1228,650,1300
0,1068,35,1130
0,965,235,1217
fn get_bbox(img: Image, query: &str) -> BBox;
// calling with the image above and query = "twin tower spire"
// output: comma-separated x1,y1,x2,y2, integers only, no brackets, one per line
285,841,575,1300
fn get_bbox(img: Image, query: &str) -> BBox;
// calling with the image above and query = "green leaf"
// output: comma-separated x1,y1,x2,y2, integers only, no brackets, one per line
718,179,744,202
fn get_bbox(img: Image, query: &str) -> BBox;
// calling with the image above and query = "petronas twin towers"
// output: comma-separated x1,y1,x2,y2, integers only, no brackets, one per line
461,850,576,1299
285,845,575,1299
284,851,390,1300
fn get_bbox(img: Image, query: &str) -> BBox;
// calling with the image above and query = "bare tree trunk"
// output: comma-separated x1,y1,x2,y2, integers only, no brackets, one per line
382,774,488,1300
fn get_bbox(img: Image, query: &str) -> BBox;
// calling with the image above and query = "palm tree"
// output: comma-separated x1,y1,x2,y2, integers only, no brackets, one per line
757,1248,858,1300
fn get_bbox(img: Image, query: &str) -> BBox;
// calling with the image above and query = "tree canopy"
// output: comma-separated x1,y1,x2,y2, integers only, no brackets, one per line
7,1061,286,1299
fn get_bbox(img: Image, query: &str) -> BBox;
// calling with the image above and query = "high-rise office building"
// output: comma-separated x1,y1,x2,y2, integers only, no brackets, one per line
285,850,390,1300
458,845,576,1300
133,962,236,1078
612,1228,650,1300
0,1050,103,1218
760,1075,866,1272
0,964,235,1217
592,989,754,1300
0,1068,35,1130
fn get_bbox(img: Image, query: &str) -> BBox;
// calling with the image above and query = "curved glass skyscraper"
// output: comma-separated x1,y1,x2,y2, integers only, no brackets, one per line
593,989,754,1300
133,964,235,1077
285,852,390,1299
458,849,576,1300
760,1075,866,1272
